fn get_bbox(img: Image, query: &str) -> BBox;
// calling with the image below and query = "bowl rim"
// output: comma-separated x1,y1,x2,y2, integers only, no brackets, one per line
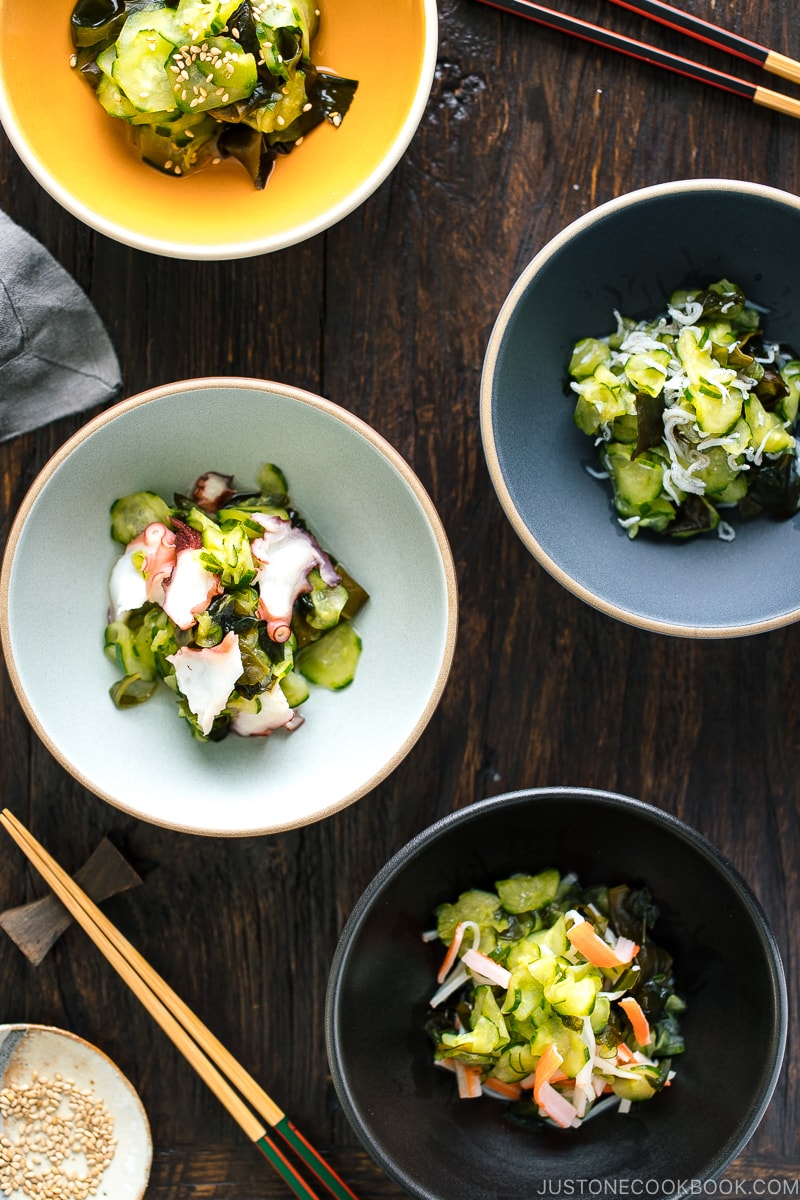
0,376,459,836
0,0,439,259
326,785,788,1192
480,177,800,640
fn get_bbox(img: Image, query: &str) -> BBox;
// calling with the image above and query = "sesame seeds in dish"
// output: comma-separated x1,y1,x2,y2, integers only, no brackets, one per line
0,1074,115,1200
0,1026,151,1200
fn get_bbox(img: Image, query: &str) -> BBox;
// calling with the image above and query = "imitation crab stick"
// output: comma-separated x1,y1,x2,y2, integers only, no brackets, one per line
437,920,480,983
460,947,512,990
454,1061,483,1100
533,1048,579,1129
533,1044,565,1104
566,916,639,969
483,1078,523,1100
619,996,651,1047
520,1067,568,1091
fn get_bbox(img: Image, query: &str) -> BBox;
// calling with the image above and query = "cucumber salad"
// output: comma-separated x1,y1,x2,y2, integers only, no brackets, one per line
104,463,367,741
425,870,684,1129
568,279,800,540
69,0,358,187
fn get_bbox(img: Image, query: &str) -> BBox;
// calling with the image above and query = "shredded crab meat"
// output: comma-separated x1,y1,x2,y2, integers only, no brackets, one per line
437,920,481,983
426,872,681,1127
429,963,470,1009
460,947,512,990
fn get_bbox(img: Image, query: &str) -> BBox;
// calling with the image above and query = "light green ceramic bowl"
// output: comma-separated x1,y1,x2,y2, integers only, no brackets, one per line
0,379,458,836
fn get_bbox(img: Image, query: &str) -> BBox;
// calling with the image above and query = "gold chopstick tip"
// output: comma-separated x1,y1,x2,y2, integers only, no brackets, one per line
753,84,800,120
764,49,800,87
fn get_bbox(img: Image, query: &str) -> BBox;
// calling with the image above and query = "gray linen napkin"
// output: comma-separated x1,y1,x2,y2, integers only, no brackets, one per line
0,210,122,442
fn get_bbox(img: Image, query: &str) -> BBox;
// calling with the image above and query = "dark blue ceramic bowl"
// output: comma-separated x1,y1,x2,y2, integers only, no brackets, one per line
480,179,800,638
325,787,786,1200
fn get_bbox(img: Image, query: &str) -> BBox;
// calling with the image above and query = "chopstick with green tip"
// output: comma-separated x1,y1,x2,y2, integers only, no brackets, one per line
474,0,800,121
0,808,358,1200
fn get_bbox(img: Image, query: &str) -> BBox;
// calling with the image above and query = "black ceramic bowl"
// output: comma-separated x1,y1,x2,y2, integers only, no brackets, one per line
480,179,800,638
326,788,786,1200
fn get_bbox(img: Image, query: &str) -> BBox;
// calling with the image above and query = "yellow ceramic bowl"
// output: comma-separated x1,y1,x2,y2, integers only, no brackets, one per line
0,0,437,258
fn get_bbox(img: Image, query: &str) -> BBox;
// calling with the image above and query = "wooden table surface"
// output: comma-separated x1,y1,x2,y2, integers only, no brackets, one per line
1,0,799,1195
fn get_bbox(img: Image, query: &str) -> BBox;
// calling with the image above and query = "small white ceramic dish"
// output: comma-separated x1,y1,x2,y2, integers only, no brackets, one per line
0,378,458,836
0,1023,151,1200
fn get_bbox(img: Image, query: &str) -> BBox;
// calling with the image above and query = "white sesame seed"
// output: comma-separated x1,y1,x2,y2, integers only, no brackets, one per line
0,1075,116,1199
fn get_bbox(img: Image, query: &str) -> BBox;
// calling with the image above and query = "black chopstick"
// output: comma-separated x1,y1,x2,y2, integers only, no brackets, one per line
605,0,800,86
474,0,800,121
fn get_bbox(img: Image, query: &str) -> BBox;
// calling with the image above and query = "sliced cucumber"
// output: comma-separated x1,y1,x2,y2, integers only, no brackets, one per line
303,569,350,631
257,462,290,503
171,36,257,114
174,0,241,39
112,28,177,112
296,621,362,690
496,869,560,915
544,971,600,1018
569,337,611,381
623,348,671,397
280,670,310,708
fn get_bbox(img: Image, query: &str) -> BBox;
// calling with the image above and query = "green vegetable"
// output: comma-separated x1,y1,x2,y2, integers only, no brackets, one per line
495,870,560,914
295,621,362,690
301,569,350,631
568,279,800,540
69,0,358,188
109,490,173,544
426,870,683,1127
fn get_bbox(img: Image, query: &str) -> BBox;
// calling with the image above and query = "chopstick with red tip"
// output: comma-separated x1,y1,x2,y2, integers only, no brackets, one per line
0,808,359,1200
604,0,800,87
473,0,800,121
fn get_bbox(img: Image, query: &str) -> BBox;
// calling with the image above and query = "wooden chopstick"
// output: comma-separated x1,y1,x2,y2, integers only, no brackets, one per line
604,0,800,87
473,0,800,121
0,809,359,1200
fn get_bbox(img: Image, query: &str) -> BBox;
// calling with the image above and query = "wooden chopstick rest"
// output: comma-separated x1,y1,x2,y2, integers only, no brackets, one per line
0,837,142,965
